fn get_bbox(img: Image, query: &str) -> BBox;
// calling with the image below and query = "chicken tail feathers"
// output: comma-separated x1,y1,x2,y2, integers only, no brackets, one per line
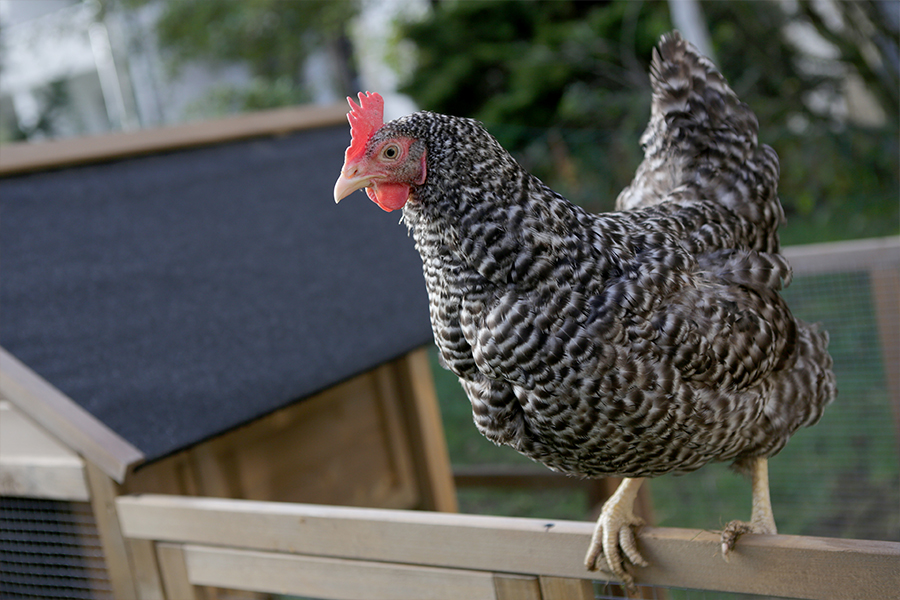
617,32,783,254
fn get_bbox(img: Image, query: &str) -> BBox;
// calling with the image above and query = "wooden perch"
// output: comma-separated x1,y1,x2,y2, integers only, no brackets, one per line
116,494,899,600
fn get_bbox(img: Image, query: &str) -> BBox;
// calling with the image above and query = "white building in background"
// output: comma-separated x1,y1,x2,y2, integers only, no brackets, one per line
0,0,423,144
0,0,123,140
0,0,255,142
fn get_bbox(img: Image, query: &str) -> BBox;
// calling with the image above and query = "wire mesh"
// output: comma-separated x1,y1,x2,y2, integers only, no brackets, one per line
593,581,798,600
0,496,113,600
648,264,899,543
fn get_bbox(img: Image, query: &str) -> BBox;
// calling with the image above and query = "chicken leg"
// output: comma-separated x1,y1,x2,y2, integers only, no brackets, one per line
721,456,777,559
585,477,648,588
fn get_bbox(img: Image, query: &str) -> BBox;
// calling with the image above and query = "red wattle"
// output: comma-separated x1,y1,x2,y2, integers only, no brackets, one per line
369,182,410,212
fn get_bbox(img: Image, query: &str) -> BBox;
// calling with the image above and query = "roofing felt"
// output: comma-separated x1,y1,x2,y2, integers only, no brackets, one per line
0,124,433,464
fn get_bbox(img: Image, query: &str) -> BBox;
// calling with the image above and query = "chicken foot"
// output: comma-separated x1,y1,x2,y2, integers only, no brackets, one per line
721,456,777,560
585,477,648,589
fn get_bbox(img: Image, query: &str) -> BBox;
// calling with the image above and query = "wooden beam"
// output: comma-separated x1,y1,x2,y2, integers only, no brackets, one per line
782,236,900,276
538,577,595,600
392,348,459,512
493,574,542,600
156,543,198,600
0,400,89,500
126,539,165,600
116,494,900,599
0,457,89,501
0,103,348,175
453,464,597,491
183,545,499,600
0,347,144,483
85,462,138,600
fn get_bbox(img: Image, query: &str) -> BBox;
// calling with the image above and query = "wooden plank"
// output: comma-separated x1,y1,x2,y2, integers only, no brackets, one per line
454,464,599,491
126,539,165,600
493,574,542,600
85,462,138,600
370,363,421,508
201,372,416,508
0,347,144,483
0,399,89,500
182,545,498,600
538,576,594,600
0,457,89,501
116,494,900,599
783,236,900,276
0,103,348,175
156,543,199,600
394,348,459,512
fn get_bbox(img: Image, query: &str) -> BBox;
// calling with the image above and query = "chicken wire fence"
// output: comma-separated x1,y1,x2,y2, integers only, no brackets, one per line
644,247,900,600
442,238,899,598
447,240,900,545
646,258,898,544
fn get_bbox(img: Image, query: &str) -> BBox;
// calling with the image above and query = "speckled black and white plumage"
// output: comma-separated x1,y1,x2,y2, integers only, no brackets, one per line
371,32,836,482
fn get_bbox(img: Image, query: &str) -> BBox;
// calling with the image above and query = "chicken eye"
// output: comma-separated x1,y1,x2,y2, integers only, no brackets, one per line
382,144,400,160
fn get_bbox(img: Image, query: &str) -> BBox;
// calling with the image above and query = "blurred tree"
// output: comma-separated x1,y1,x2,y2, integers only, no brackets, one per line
118,0,361,114
399,0,671,210
6,79,72,141
397,0,898,244
701,0,898,244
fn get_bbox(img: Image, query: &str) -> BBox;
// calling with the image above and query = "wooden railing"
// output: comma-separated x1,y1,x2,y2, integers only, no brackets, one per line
116,494,899,600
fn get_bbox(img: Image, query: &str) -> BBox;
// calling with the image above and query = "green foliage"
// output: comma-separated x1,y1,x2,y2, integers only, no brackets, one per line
397,0,899,242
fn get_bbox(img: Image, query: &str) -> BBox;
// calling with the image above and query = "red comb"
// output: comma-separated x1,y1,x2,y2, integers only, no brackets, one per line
345,91,384,162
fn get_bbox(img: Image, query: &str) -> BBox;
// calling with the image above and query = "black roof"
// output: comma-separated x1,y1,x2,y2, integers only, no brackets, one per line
0,124,433,464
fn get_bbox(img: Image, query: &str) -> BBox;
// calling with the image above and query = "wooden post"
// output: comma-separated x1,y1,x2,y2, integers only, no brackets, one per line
156,543,199,600
869,266,900,455
539,576,595,600
494,574,542,600
394,348,459,512
84,462,138,600
125,539,165,600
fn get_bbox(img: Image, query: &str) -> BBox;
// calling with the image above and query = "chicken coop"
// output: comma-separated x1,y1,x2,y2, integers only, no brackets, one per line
1,103,898,600
0,105,457,599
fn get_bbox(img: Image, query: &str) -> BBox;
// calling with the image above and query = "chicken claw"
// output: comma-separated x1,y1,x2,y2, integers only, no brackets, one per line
585,477,648,589
720,457,777,561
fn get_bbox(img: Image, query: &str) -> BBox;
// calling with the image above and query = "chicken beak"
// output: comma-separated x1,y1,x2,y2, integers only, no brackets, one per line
334,170,372,204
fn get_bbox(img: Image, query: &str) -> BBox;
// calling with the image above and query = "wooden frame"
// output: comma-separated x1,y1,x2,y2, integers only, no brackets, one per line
0,103,347,175
121,348,457,513
781,235,900,275
116,494,900,600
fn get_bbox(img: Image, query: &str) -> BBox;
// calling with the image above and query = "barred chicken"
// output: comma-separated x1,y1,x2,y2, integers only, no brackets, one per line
334,32,836,587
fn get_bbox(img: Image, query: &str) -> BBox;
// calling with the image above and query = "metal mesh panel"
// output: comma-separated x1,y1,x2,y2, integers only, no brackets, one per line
594,582,796,600
0,496,113,600
648,266,899,542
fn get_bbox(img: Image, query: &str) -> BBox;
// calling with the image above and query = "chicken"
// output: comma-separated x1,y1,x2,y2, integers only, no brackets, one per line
334,32,836,588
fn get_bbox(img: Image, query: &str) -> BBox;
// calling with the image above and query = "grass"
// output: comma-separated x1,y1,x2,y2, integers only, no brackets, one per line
430,268,900,542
